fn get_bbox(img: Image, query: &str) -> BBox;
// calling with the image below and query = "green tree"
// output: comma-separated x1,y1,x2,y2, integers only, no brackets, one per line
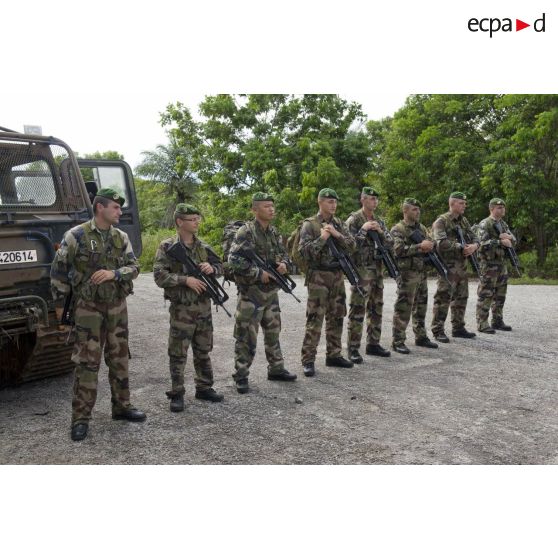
161,94,371,237
135,136,199,227
375,94,498,226
481,94,558,266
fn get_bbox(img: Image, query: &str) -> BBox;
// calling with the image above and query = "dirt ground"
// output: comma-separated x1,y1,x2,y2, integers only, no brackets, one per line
1,274,557,464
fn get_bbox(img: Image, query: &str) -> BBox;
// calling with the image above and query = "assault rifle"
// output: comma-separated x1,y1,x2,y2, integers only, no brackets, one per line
409,229,450,284
237,249,301,303
367,230,401,280
167,242,232,317
455,225,481,277
325,237,365,297
493,221,521,277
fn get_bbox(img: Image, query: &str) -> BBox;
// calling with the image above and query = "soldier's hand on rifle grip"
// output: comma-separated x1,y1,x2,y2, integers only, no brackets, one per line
184,276,207,294
260,270,271,284
320,226,332,240
463,244,478,257
367,220,382,232
419,240,434,253
276,262,288,275
499,233,513,241
501,238,513,248
55,307,64,323
199,262,214,274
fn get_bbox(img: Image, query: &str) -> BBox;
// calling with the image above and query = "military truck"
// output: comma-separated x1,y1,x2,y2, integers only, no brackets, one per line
0,126,142,388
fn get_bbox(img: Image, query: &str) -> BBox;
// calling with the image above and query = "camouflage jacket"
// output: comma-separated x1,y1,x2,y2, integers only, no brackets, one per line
431,212,480,266
390,220,431,272
153,234,223,304
228,219,291,290
474,216,516,264
298,213,356,269
50,218,138,306
345,209,394,269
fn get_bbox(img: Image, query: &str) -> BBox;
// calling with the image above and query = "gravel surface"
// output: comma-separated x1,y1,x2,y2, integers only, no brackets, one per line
1,274,557,464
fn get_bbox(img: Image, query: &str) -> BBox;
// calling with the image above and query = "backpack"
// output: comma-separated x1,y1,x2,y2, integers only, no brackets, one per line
286,218,320,275
221,220,245,282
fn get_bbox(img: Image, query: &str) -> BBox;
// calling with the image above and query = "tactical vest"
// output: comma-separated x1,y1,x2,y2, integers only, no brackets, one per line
347,210,384,269
434,212,472,265
475,218,509,265
392,222,428,272
235,220,284,289
72,221,133,302
162,238,209,304
305,215,345,270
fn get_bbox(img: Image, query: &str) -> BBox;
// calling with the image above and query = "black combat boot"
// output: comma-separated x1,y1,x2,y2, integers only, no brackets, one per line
195,388,224,402
452,328,476,339
415,337,439,349
303,363,316,377
433,331,450,343
70,422,88,441
112,406,147,421
366,344,391,357
492,321,512,331
268,369,297,381
325,355,354,368
392,343,410,354
236,378,250,394
478,326,496,334
168,393,184,412
348,348,363,364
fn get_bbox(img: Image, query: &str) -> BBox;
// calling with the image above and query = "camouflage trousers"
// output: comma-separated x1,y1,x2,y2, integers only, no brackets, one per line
347,265,384,349
301,269,346,364
233,286,284,381
167,299,214,397
392,270,428,344
71,297,131,425
431,263,469,334
476,262,508,329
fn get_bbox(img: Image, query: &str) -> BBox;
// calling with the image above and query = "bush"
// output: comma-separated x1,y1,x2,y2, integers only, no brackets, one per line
518,247,558,279
139,229,175,273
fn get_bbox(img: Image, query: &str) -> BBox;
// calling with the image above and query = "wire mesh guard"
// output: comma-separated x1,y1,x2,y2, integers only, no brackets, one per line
0,139,85,213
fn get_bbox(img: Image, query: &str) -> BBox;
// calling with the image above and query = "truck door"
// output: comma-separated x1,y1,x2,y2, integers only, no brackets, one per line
77,159,142,257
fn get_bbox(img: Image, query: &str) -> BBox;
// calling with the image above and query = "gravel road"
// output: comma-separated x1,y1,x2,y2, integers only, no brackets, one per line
1,274,557,464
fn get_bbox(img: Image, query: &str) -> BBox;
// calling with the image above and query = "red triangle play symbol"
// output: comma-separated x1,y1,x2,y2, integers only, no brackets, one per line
516,19,530,31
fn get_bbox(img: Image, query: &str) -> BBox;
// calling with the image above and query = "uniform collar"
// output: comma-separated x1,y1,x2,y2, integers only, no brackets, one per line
254,218,272,233
176,232,200,249
90,217,113,234
317,212,334,224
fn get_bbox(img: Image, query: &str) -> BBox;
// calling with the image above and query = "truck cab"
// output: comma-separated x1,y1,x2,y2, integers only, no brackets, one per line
0,127,142,387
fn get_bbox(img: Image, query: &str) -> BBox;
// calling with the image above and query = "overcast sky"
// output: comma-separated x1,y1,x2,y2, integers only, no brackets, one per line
2,91,409,168
4,1,554,171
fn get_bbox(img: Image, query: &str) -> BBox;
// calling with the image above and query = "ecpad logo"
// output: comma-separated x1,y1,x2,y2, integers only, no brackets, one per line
468,13,546,37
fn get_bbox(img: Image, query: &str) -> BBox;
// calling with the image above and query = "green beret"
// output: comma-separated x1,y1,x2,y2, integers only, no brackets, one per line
450,191,467,201
96,187,125,206
362,187,380,197
252,192,274,202
174,203,201,217
489,197,506,207
318,188,339,200
403,197,421,208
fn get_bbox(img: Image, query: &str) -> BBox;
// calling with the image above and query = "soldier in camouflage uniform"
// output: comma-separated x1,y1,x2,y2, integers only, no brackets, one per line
153,204,225,412
431,192,480,343
50,188,146,442
229,192,297,394
298,188,356,376
474,198,516,334
390,198,439,354
345,187,394,363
